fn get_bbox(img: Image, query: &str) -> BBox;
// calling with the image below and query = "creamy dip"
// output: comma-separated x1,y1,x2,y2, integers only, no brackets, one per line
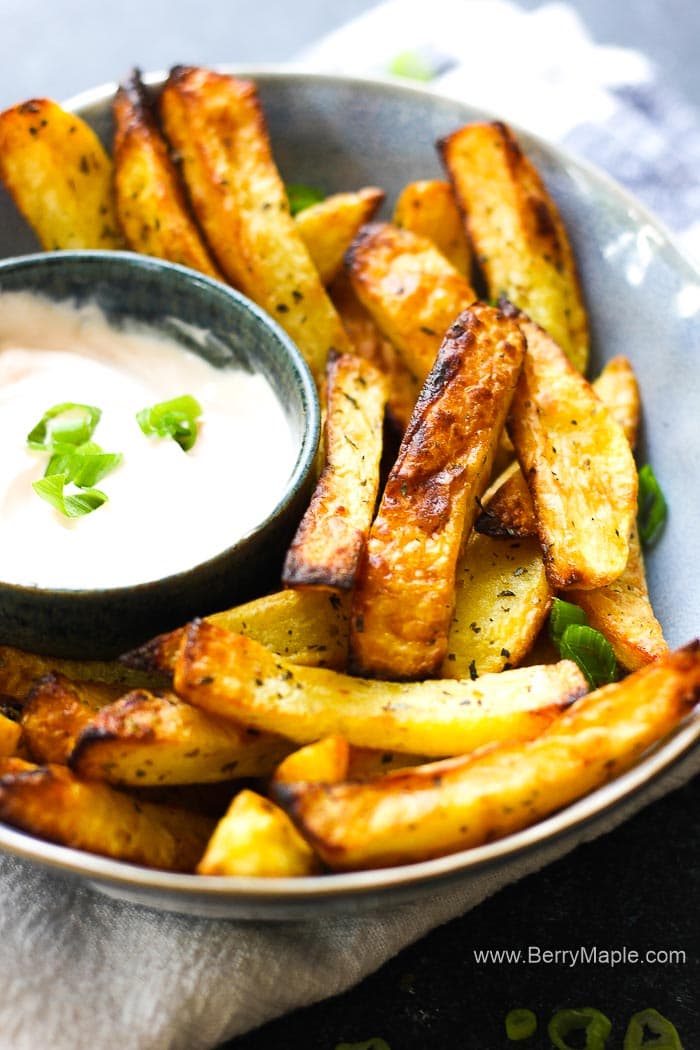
0,292,297,589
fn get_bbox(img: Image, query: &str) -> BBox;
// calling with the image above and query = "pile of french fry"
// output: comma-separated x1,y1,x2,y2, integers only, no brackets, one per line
0,67,697,877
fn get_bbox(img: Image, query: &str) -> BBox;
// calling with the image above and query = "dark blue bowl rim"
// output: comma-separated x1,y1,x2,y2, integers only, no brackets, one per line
0,249,321,597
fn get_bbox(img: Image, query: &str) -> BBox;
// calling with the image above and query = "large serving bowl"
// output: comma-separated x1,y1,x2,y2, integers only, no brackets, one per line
0,71,698,918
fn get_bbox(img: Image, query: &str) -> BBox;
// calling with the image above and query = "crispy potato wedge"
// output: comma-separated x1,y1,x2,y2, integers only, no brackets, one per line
174,620,587,758
439,121,588,372
0,711,21,758
345,747,428,778
508,312,637,590
295,187,385,285
21,673,123,765
277,642,700,870
197,789,319,877
330,272,420,431
346,222,476,383
393,179,471,276
123,587,353,678
70,688,292,786
273,736,350,786
443,533,552,678
0,99,122,250
351,303,525,678
159,66,351,381
283,352,388,591
0,763,213,871
113,69,223,277
591,355,641,449
0,756,36,776
0,645,159,703
569,524,668,671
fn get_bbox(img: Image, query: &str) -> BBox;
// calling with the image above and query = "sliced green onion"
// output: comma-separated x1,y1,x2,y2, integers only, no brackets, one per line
637,464,667,546
45,442,122,487
505,1008,537,1040
624,1008,683,1049
559,624,618,689
136,394,202,452
286,182,325,216
388,50,437,81
32,474,108,518
27,402,101,451
548,1007,612,1049
335,1041,391,1050
549,597,588,647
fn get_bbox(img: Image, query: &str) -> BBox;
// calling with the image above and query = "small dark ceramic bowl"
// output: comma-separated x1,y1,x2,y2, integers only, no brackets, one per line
0,250,320,658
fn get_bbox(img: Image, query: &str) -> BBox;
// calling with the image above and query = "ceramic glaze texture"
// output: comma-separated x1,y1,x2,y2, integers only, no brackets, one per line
0,72,697,917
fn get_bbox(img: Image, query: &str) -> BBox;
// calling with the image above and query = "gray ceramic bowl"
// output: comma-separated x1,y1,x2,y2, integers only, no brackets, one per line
0,250,320,658
0,71,698,918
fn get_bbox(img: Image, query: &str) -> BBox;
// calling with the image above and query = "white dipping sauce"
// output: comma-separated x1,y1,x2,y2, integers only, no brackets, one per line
0,293,297,589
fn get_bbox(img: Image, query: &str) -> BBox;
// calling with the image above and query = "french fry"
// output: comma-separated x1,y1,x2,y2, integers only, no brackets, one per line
439,121,588,372
21,673,123,765
122,587,353,677
350,303,525,679
69,689,292,786
0,711,21,758
272,736,350,786
112,69,223,278
295,188,385,285
159,67,352,381
393,178,471,276
443,533,552,678
174,620,587,758
276,642,700,870
568,524,668,671
283,352,388,591
0,99,123,250
346,222,476,382
0,757,36,776
330,272,420,431
591,356,641,449
0,645,159,703
508,312,637,590
0,763,213,871
196,789,319,877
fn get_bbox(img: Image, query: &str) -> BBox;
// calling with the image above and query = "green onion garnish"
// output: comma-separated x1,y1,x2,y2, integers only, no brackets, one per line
624,1008,682,1049
27,402,101,451
335,1041,391,1050
548,1007,612,1050
387,50,437,81
136,394,202,452
32,474,108,518
45,442,122,487
505,1008,537,1040
637,464,667,546
548,600,617,688
286,183,325,217
549,597,588,648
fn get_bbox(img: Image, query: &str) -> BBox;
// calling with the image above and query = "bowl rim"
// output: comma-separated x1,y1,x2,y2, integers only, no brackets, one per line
0,68,697,909
0,248,321,597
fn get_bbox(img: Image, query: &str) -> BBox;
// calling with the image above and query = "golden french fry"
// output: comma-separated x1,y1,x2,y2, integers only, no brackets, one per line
276,642,700,870
159,67,352,381
393,179,471,276
174,620,587,758
346,222,476,382
439,121,588,372
330,272,419,431
283,352,388,591
273,736,350,786
196,789,319,877
475,460,538,540
351,303,525,679
0,711,21,758
113,69,223,277
295,188,385,285
0,763,213,871
591,356,641,449
70,688,292,786
508,312,637,590
568,524,668,671
21,673,122,765
0,645,158,703
0,98,122,250
443,533,552,678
